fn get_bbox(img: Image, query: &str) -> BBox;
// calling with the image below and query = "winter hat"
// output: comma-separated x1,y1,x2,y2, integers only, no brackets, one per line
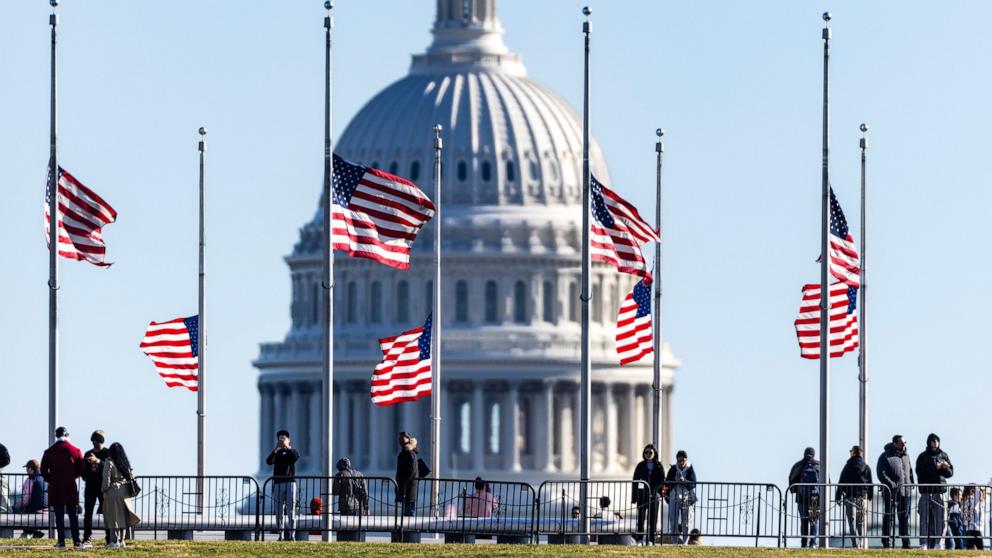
926,433,940,446
804,447,816,458
336,457,351,471
91,430,105,444
676,450,688,460
277,430,291,439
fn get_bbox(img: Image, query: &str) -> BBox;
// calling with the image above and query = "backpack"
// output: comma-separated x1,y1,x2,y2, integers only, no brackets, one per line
798,462,820,500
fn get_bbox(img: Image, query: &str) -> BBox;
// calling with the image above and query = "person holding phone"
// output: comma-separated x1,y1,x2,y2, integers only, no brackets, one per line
915,433,953,549
266,430,300,541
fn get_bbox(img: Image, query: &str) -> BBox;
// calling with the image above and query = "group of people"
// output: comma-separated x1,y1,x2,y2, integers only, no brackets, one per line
630,444,698,545
788,432,987,549
0,428,140,549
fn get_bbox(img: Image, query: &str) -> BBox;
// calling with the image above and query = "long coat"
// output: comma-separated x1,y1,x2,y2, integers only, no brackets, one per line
40,440,83,507
101,460,139,530
394,440,419,503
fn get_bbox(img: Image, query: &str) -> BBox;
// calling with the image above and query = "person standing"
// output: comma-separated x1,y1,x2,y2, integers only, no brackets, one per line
836,445,873,548
101,442,139,548
394,432,419,517
464,477,497,518
81,430,109,545
40,426,86,549
961,484,986,550
20,459,47,538
915,433,953,549
664,450,697,544
631,444,664,545
787,447,821,548
876,434,914,548
0,442,9,513
266,429,300,541
332,458,368,516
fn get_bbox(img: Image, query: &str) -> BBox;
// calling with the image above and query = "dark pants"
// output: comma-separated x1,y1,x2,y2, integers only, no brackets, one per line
403,500,416,517
882,494,911,548
83,487,103,541
52,504,80,545
918,493,945,549
634,497,658,542
798,495,819,548
945,514,965,550
965,530,985,550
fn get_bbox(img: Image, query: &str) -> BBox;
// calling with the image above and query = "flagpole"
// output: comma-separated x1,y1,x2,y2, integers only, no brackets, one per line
857,123,868,455
47,0,60,447
430,124,443,515
320,0,335,542
196,126,207,513
651,129,664,459
579,6,592,540
817,11,832,548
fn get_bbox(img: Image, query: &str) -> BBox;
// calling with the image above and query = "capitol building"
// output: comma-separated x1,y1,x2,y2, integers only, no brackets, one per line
255,0,679,485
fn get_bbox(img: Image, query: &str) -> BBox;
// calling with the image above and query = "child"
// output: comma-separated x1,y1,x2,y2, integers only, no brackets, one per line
945,487,965,550
962,485,986,550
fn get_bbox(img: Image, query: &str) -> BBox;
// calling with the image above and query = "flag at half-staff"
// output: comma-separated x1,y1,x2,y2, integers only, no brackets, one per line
590,176,659,279
44,167,117,267
794,282,858,359
616,278,653,365
331,154,435,270
140,316,200,391
818,188,860,288
371,313,433,406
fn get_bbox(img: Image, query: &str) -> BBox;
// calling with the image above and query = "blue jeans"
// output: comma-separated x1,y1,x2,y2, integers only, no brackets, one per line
882,494,911,547
52,505,80,544
798,496,819,547
272,482,297,540
945,514,965,550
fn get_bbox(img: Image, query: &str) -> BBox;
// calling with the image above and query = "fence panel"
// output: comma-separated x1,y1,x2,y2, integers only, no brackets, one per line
396,478,535,541
782,483,890,548
129,476,258,537
259,476,397,540
902,483,992,550
536,480,648,541
0,473,63,537
654,481,782,546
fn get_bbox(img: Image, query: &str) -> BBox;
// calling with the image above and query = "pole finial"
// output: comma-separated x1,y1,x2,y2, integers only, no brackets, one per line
50,0,58,7
433,124,442,134
324,1,333,10
859,123,868,133
822,11,831,22
656,128,664,138
582,6,591,17
199,126,207,136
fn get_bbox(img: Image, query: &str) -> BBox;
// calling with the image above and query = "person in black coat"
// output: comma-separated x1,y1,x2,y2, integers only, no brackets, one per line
836,445,873,548
394,432,419,516
787,447,821,548
915,433,953,548
81,430,110,545
631,444,664,544
0,442,9,513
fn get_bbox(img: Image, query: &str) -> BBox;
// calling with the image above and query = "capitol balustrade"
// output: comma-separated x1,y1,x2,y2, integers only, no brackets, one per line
1,474,987,548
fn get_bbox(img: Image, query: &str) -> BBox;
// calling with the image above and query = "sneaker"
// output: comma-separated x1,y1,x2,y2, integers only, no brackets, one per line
106,542,121,548
32,531,45,539
54,542,67,549
78,542,93,549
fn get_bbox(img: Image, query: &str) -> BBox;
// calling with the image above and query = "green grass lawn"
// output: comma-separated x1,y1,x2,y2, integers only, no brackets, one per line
0,541,988,557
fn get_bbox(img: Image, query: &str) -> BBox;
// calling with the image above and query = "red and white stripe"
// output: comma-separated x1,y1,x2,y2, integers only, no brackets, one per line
616,280,653,365
370,327,431,406
44,168,117,267
591,182,659,279
140,318,198,391
794,283,858,359
332,168,435,270
829,233,860,288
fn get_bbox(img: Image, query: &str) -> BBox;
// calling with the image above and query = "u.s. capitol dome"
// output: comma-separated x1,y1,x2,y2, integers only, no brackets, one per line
255,0,678,484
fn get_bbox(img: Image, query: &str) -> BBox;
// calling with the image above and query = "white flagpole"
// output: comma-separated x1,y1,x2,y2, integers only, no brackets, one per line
817,11,832,548
320,0,335,542
579,6,592,541
197,127,207,512
47,0,60,447
858,123,868,456
430,124,443,514
651,129,664,457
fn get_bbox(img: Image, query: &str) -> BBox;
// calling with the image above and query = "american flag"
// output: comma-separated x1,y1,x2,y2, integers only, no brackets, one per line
140,316,200,392
370,314,432,406
590,176,659,279
331,155,435,270
823,188,860,288
44,167,117,267
616,278,653,365
794,282,858,359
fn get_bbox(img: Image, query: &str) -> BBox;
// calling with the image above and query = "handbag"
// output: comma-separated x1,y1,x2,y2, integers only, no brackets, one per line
417,457,431,478
126,477,142,498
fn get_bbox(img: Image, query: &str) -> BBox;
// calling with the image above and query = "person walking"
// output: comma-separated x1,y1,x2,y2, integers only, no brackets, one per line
0,442,9,513
40,426,86,549
664,450,697,544
394,432,419,517
266,429,300,541
876,434,914,548
81,430,109,545
631,444,664,545
915,433,953,549
787,447,821,548
332,457,368,516
101,442,139,548
20,459,47,538
836,445,873,548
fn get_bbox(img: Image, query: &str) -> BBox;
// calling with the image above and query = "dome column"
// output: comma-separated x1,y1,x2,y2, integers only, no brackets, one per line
471,381,486,470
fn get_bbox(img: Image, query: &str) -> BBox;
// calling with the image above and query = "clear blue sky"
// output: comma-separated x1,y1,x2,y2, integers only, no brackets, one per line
1,1,990,486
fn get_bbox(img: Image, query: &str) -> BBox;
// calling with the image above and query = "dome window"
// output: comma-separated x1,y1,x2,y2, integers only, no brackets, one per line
457,160,468,182
549,161,559,181
529,160,540,180
409,161,421,182
480,160,492,182
506,160,516,182
388,161,399,175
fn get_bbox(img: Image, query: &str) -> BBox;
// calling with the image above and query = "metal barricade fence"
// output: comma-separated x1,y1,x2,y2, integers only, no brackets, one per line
0,473,60,537
259,476,398,540
535,480,648,541
655,481,783,547
782,483,890,548
902,483,992,550
129,476,259,539
398,478,536,542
